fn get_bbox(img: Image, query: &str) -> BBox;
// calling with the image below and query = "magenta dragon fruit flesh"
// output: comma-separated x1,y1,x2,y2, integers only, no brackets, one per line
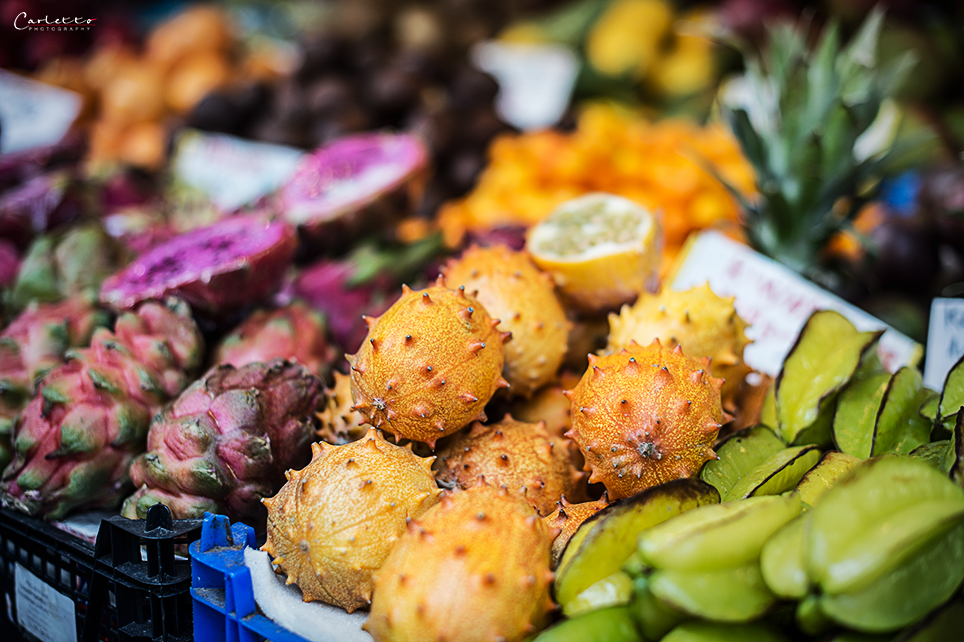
99,215,297,317
279,132,430,251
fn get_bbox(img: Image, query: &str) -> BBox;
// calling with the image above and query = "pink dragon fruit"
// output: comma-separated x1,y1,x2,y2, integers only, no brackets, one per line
122,359,323,522
99,215,297,317
211,301,336,378
0,170,87,250
0,294,109,469
9,223,124,312
290,235,442,353
0,299,203,519
0,239,19,290
279,132,430,252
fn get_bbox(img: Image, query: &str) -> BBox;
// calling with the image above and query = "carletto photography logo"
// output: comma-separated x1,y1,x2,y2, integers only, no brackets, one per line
14,11,96,31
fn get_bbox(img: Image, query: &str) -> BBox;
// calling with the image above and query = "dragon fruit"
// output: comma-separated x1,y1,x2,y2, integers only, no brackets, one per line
100,215,297,317
262,429,442,612
434,414,587,515
290,235,442,353
0,240,19,290
544,494,611,567
279,132,430,252
0,170,87,250
316,371,367,445
607,284,752,402
0,299,203,519
122,359,323,522
0,134,84,194
348,276,510,448
212,301,335,378
9,223,124,312
364,482,557,642
0,295,109,468
564,340,727,500
441,245,569,398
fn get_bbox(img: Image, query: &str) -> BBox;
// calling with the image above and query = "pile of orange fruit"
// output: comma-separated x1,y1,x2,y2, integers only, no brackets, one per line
438,103,755,266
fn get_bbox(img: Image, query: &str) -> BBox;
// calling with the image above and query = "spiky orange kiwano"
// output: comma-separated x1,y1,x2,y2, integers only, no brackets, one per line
565,340,725,500
261,429,442,613
544,494,611,568
348,277,510,447
364,483,557,642
434,414,587,515
607,284,752,402
442,245,569,398
316,371,367,445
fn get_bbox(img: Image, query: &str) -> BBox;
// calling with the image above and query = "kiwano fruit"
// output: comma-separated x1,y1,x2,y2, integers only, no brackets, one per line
565,340,727,500
348,277,509,447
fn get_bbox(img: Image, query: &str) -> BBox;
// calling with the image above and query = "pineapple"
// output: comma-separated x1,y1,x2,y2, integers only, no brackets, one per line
718,9,918,284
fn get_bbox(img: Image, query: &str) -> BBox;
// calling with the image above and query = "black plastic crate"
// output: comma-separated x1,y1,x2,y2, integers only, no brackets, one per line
0,505,203,642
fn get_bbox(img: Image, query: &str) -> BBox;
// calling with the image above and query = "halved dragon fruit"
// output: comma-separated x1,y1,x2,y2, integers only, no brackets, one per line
279,132,430,252
100,215,297,317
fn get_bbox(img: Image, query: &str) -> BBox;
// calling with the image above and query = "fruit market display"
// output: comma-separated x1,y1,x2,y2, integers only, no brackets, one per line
438,102,756,266
262,429,442,612
3,2,964,641
122,359,323,522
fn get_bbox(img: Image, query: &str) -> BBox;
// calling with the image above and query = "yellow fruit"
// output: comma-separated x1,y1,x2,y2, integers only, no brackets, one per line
586,0,673,77
434,415,588,515
316,371,367,445
364,483,556,642
607,284,752,402
442,245,569,397
565,340,726,500
544,494,611,568
527,193,661,314
262,430,442,612
348,277,510,448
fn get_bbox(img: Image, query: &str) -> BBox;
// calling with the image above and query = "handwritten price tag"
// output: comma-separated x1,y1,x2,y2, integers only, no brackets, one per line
923,298,964,390
15,564,77,642
670,231,922,376
0,70,82,155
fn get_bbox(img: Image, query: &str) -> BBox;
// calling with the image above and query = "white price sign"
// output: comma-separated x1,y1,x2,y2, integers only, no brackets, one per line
670,231,922,376
924,298,964,390
471,41,579,131
171,130,305,212
0,70,82,155
15,564,77,642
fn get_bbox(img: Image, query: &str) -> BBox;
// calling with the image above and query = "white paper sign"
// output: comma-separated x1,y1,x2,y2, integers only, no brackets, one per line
471,41,579,131
15,564,77,642
171,130,305,211
0,70,82,155
923,298,964,390
670,231,922,376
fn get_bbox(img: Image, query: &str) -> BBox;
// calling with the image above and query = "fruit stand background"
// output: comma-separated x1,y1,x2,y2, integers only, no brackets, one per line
2,1,964,641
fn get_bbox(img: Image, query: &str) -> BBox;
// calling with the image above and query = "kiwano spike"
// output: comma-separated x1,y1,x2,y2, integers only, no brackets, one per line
401,284,412,295
500,331,512,343
363,315,379,328
434,274,447,288
672,344,684,355
421,292,432,304
690,369,704,384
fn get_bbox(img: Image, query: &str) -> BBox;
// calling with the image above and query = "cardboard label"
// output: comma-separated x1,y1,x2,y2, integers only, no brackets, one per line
0,70,82,155
923,298,964,390
171,130,305,211
15,564,77,642
471,41,579,131
670,231,922,376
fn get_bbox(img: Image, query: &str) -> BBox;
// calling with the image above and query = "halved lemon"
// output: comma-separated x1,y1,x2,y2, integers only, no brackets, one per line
527,192,661,313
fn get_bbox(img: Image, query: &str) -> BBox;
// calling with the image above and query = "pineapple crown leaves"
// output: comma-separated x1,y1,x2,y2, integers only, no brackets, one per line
716,8,919,276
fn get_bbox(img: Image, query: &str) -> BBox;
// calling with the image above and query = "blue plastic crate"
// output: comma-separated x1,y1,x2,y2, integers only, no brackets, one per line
191,513,310,642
